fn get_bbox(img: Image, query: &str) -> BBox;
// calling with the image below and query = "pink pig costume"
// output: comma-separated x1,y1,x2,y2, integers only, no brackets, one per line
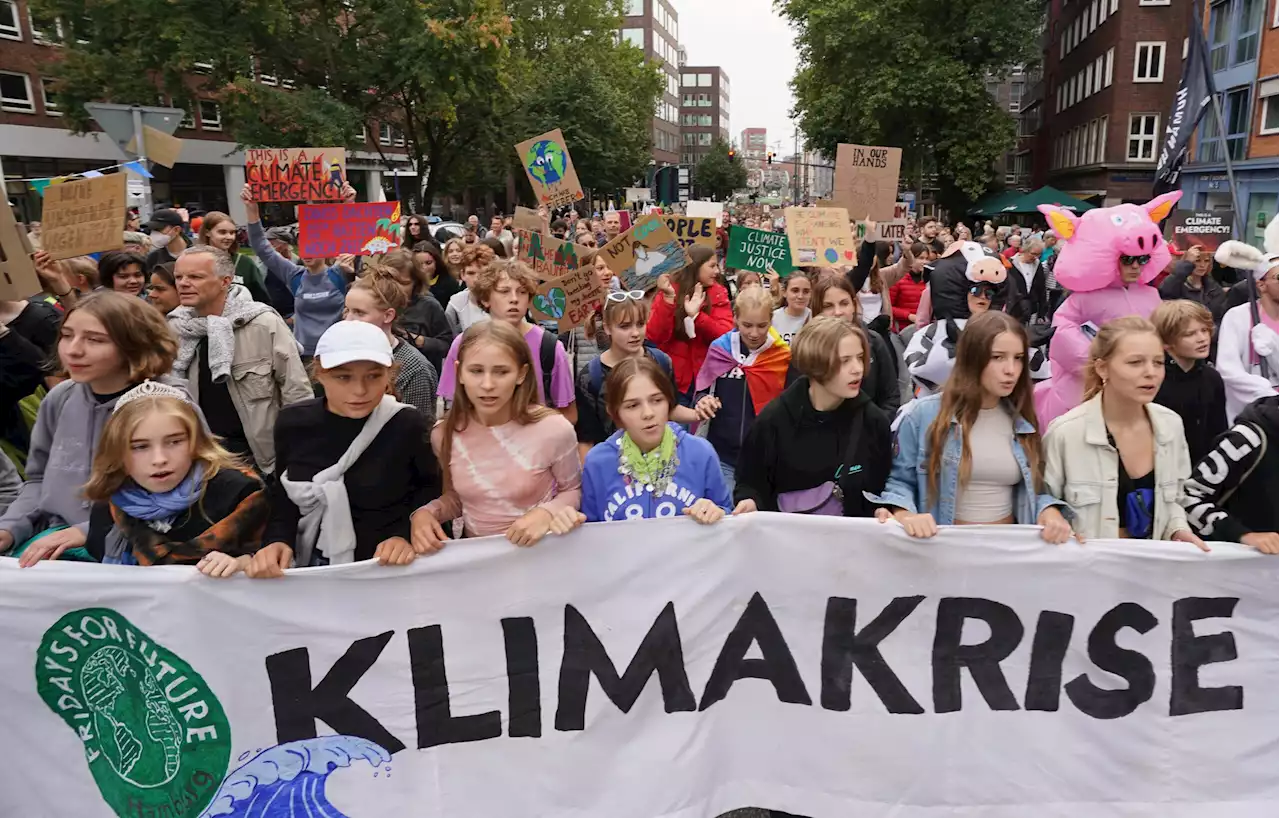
1034,191,1182,428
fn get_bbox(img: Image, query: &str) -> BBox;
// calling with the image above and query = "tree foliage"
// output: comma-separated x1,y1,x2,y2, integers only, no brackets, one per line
693,139,748,201
32,0,663,209
776,0,1043,201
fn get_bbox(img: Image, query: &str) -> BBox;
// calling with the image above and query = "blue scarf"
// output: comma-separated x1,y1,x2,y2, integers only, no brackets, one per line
112,463,205,522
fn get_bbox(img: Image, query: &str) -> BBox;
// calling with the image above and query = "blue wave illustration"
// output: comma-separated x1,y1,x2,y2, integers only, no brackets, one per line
200,735,391,818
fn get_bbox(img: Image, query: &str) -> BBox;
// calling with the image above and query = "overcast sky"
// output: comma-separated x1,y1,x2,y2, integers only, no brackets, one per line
674,0,799,153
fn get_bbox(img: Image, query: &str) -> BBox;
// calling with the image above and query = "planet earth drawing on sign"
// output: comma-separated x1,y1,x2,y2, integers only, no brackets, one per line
824,248,840,263
524,140,568,186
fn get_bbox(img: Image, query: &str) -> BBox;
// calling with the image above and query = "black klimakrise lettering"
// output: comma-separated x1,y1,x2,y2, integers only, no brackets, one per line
699,592,812,711
555,602,696,732
409,626,502,748
1024,611,1075,711
266,631,405,752
821,596,925,714
502,617,541,737
1170,597,1243,716
932,598,1024,713
1064,602,1157,719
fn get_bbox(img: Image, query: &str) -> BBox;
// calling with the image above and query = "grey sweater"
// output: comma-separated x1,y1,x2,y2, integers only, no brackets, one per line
247,221,347,356
0,375,200,545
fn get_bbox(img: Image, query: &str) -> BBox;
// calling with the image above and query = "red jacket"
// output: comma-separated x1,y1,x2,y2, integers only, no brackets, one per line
888,274,927,332
646,282,734,394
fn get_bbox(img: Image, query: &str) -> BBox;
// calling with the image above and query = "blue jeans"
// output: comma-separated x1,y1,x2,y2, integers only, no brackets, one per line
720,462,736,495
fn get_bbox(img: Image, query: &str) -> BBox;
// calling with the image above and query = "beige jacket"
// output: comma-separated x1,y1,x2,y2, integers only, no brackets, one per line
181,311,312,474
1043,394,1192,540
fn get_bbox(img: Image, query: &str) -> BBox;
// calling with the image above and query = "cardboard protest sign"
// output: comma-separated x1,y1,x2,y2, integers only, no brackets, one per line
725,226,796,276
126,125,183,169
514,129,584,209
685,200,723,225
1166,210,1234,253
663,216,717,249
245,148,346,203
875,220,909,242
41,174,127,260
599,215,690,292
298,202,401,256
513,206,549,234
529,263,603,332
833,143,902,221
784,207,853,267
0,205,40,300
894,202,912,220
517,230,587,283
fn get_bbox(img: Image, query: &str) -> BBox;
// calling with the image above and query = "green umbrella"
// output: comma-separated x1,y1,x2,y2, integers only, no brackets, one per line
967,190,1023,217
996,186,1096,214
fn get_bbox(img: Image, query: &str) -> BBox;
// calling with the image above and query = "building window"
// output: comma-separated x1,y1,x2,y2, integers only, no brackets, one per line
198,100,221,131
621,28,643,48
1111,0,1119,12
622,0,642,15
0,71,34,112
379,124,392,146
1209,0,1231,71
1097,116,1108,163
1127,114,1159,161
1094,55,1105,93
0,0,20,39
1260,79,1279,135
1104,48,1114,87
681,72,695,86
697,133,712,146
40,77,60,115
1138,0,1171,4
179,107,194,129
1086,120,1098,165
1084,63,1094,98
393,127,405,147
697,73,710,87
1234,0,1265,64
1010,81,1024,111
1133,42,1166,82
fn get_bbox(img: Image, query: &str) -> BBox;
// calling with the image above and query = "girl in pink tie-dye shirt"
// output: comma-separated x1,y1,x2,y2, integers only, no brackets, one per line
417,321,585,547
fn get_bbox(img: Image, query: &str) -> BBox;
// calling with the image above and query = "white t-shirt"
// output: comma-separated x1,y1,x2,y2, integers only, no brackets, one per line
859,278,883,321
772,307,810,345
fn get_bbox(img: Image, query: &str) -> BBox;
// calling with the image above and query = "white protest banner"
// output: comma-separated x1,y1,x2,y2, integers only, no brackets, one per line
1,516,1276,818
685,199,723,225
875,219,909,242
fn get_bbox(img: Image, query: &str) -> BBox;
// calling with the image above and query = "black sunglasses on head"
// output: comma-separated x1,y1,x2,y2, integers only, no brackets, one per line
1119,254,1152,266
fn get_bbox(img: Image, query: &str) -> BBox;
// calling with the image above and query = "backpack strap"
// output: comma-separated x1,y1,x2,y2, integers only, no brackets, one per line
538,328,559,406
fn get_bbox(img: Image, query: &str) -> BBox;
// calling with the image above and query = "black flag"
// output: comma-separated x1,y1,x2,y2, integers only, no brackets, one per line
1153,7,1215,196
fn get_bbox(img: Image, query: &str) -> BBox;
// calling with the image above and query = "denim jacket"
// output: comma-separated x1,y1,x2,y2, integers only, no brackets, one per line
875,393,1065,524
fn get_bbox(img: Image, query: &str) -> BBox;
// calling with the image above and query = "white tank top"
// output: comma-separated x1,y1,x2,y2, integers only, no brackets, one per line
858,279,883,321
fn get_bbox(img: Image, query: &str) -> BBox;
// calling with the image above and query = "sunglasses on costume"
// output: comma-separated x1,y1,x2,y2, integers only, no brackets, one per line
1119,254,1152,266
969,284,999,299
606,290,646,303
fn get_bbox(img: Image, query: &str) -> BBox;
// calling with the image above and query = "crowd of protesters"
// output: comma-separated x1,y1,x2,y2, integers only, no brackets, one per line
0,186,1275,585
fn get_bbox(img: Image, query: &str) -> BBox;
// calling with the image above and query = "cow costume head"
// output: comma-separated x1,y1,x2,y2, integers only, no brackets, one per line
925,240,1008,320
1037,191,1181,291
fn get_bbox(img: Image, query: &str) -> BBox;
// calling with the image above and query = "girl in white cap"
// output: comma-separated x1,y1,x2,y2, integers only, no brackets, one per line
1214,239,1279,421
248,320,441,576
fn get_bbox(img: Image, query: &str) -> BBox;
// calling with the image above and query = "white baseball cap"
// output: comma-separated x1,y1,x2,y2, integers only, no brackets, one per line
315,321,393,368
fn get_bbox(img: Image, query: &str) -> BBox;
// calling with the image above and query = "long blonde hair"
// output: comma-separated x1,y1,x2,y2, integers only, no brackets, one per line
83,396,243,502
438,322,555,493
924,312,1041,505
1082,316,1162,401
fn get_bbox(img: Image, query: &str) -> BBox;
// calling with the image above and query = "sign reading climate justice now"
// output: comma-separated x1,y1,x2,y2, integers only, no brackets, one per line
726,225,796,275
2,516,1275,818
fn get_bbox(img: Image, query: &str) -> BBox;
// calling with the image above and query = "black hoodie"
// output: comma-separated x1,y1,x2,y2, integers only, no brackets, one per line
734,377,891,517
1181,396,1278,542
1154,356,1227,463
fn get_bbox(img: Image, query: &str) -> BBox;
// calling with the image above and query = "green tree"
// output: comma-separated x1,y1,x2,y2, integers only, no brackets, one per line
694,140,748,201
32,0,662,208
776,0,1042,201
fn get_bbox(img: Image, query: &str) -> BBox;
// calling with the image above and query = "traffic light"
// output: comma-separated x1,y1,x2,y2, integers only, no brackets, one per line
728,148,736,160
767,151,774,165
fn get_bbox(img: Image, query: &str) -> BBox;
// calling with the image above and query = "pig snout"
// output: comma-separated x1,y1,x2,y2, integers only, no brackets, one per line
1115,222,1163,256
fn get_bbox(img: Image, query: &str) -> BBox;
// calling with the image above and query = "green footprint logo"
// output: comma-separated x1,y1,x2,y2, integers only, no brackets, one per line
35,608,230,818
534,287,567,319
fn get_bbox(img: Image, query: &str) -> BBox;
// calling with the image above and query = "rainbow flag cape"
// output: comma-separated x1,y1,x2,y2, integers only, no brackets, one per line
695,330,791,415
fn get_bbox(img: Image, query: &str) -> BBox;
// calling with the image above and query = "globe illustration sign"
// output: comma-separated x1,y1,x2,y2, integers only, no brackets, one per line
524,139,568,186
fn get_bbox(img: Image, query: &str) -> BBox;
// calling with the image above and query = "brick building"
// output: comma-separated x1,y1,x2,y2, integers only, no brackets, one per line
678,66,730,168
1178,0,1278,247
1036,0,1195,204
620,0,682,169
0,0,408,224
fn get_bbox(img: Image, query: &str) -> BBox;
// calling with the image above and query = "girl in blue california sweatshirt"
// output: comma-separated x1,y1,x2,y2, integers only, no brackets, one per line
581,357,731,524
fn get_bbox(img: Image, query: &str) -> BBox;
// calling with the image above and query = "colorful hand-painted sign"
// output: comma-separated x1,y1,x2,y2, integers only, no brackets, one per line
517,230,588,282
514,129,584,209
245,148,347,203
784,207,853,268
530,261,602,332
298,202,401,256
663,216,717,249
599,215,691,292
725,226,796,275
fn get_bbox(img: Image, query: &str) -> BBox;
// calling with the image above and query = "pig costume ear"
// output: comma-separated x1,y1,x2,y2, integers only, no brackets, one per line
1037,204,1080,240
1143,191,1182,223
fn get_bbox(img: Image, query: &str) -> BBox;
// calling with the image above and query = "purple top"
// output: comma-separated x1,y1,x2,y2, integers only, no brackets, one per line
438,324,576,408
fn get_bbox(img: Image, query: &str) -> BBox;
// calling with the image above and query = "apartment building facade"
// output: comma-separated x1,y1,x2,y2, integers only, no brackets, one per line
1037,0,1194,204
678,66,730,167
620,0,682,169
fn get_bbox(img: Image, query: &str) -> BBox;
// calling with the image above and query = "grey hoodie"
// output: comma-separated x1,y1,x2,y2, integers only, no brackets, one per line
0,375,199,546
